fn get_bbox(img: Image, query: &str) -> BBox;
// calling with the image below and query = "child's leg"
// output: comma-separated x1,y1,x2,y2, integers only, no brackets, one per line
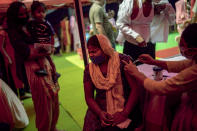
46,56,56,73
30,79,53,131
38,59,45,70
35,59,48,75
50,95,59,131
25,60,59,131
46,56,60,82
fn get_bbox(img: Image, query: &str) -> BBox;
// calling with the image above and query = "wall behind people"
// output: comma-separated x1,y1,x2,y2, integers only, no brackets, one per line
46,6,69,26
46,6,69,54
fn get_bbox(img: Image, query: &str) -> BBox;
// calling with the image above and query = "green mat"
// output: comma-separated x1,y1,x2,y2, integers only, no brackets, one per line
22,99,81,131
54,53,87,128
156,32,179,51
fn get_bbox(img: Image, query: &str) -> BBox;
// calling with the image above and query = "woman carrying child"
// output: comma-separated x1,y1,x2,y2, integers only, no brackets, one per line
6,2,60,131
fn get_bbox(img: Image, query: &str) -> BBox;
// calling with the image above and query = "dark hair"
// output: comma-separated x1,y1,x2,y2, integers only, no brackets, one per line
0,15,6,26
6,1,27,29
31,1,46,14
181,23,197,48
87,35,101,48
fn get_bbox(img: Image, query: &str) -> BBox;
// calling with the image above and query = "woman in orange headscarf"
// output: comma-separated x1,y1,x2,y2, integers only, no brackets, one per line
83,34,143,131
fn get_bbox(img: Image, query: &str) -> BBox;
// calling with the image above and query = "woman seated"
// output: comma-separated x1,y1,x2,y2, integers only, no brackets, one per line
83,34,142,131
123,23,197,131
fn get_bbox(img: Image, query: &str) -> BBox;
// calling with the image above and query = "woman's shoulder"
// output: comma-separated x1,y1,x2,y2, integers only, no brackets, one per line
119,53,133,62
119,53,133,69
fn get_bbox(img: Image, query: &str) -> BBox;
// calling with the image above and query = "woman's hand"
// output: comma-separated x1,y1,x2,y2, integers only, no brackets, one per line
99,111,113,127
154,3,166,15
122,60,147,85
112,112,127,126
122,60,139,75
138,54,155,65
138,41,147,47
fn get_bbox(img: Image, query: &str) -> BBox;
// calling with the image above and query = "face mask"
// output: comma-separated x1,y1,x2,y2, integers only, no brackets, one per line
180,47,197,59
90,55,105,64
16,16,29,25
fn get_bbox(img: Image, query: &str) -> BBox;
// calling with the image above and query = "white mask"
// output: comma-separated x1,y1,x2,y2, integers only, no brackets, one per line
180,47,197,59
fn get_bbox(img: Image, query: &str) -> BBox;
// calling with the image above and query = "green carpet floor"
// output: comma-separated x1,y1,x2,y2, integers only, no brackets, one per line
22,98,81,131
156,32,178,51
21,53,85,131
20,32,179,131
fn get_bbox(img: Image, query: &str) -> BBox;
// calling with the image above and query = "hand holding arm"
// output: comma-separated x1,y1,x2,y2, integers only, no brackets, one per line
138,54,155,65
99,111,114,127
112,112,127,126
122,60,147,86
138,54,168,70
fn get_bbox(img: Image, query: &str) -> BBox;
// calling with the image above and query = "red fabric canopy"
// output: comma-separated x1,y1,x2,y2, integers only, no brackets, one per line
0,0,91,13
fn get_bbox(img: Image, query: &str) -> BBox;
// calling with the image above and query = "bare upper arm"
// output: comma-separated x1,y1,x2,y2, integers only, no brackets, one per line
84,81,95,101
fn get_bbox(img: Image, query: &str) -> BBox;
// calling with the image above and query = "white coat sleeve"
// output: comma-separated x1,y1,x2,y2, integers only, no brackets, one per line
116,0,139,40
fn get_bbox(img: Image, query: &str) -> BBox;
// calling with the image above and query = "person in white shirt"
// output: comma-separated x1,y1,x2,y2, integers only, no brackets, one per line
116,0,155,63
150,0,176,43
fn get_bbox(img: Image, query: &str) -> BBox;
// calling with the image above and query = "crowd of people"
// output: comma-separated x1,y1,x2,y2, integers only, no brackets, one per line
0,1,60,131
0,0,197,131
